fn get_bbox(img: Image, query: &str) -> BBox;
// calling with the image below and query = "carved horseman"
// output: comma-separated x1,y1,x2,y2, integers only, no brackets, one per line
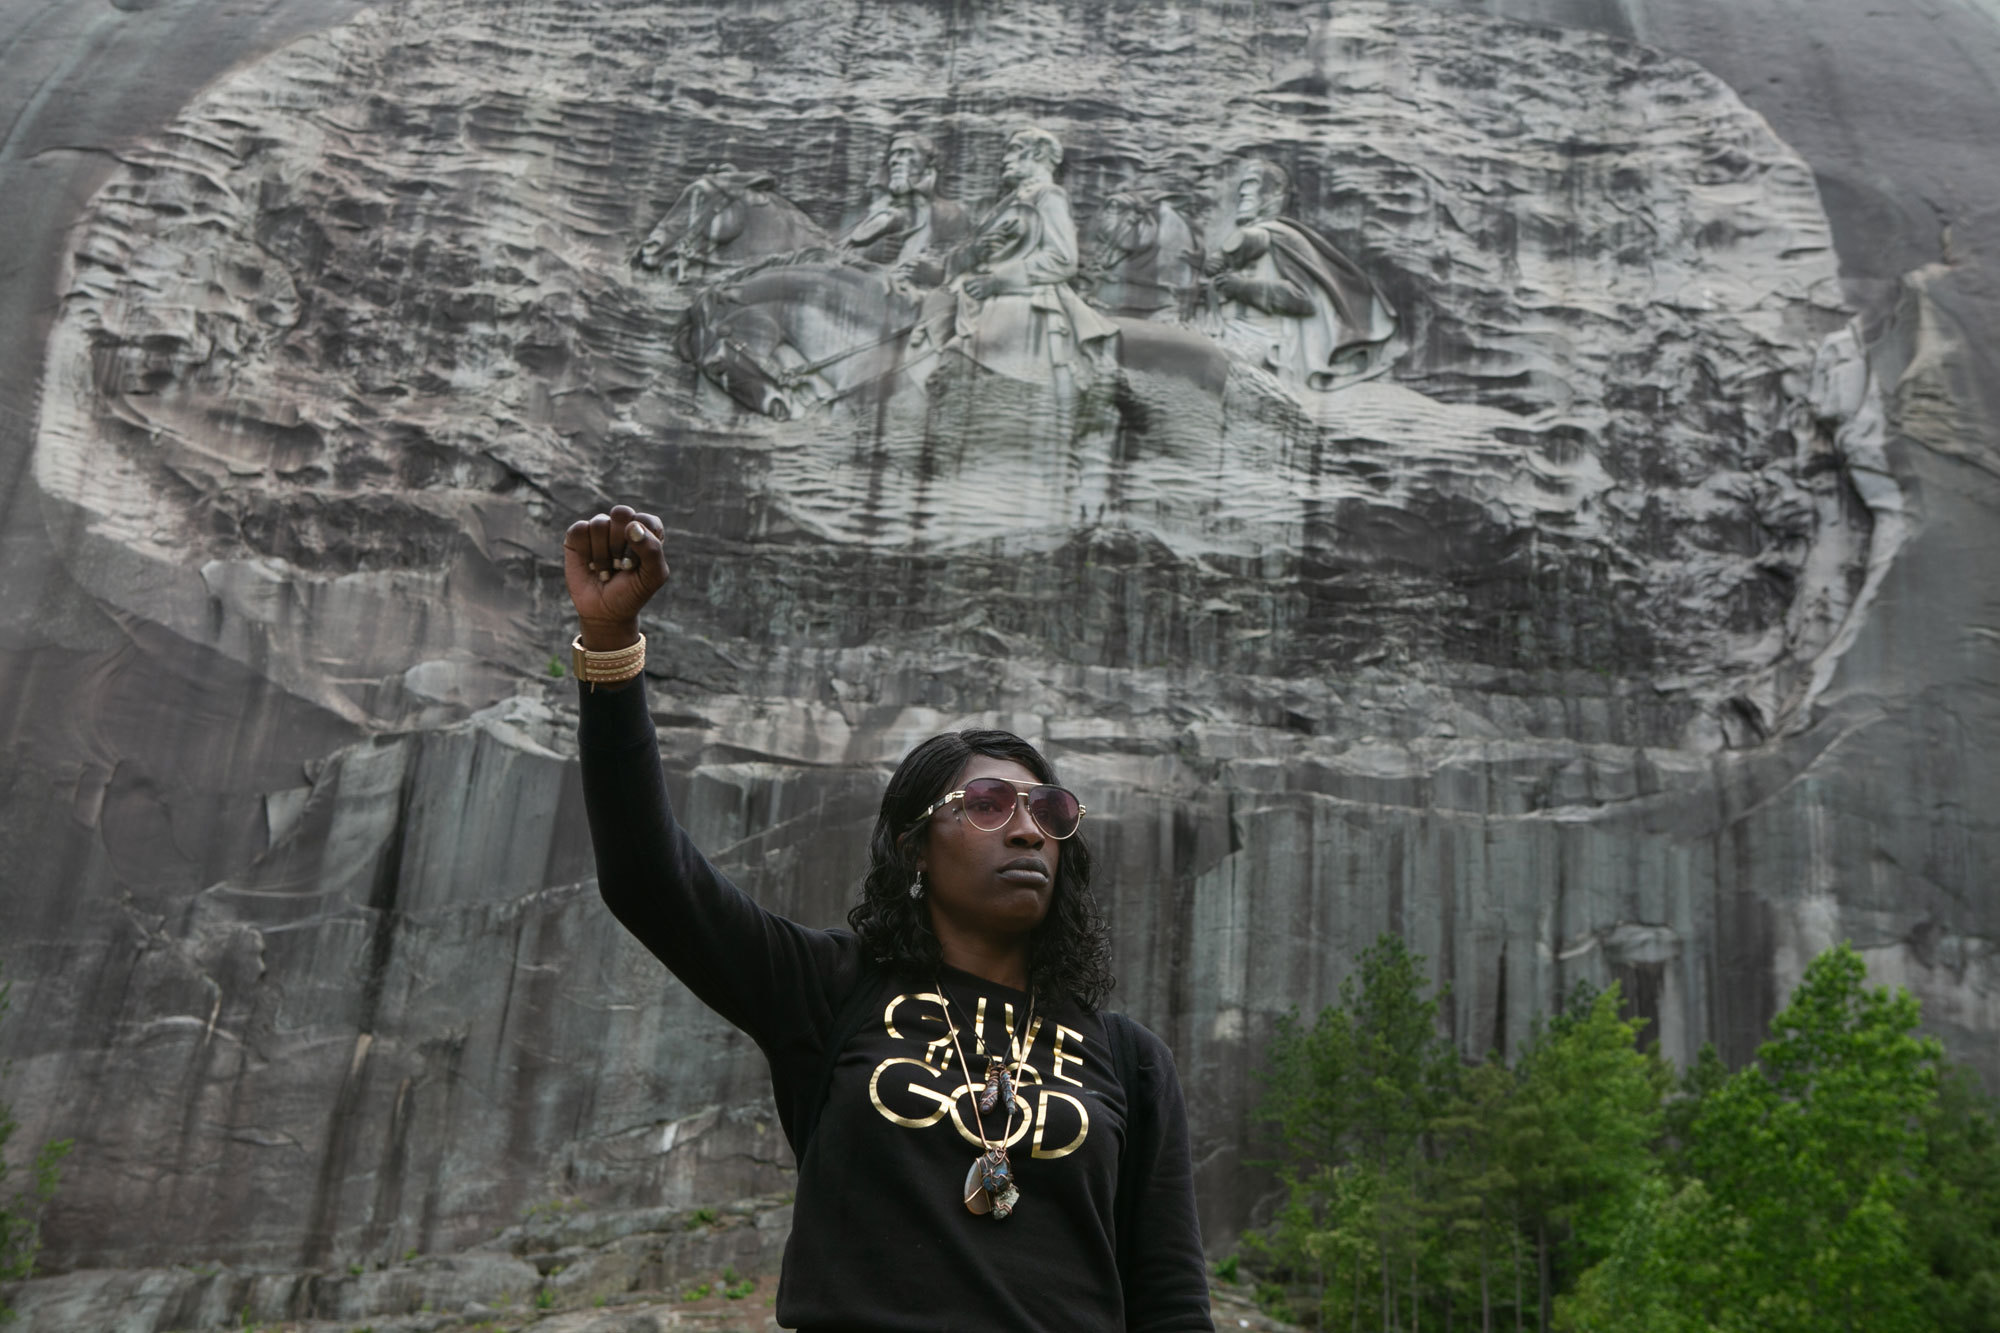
1202,159,1398,390
909,126,1119,388
1081,189,1202,323
837,132,972,276
635,168,828,279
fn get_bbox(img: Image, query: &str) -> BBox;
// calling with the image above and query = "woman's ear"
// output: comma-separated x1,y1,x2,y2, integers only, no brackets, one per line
895,825,925,870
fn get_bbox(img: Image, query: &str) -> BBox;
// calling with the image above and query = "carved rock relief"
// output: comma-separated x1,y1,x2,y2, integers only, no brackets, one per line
11,0,1930,1276
33,0,1889,747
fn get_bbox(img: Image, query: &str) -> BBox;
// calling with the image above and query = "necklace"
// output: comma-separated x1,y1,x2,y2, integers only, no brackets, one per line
938,978,1036,1222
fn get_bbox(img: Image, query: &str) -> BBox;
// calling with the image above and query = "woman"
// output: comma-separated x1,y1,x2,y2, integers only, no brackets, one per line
565,505,1214,1332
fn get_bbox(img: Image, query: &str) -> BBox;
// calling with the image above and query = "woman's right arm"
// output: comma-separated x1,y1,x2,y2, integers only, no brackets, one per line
566,506,851,1045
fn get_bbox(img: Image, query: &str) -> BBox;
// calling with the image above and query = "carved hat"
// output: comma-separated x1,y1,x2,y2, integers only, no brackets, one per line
1006,126,1064,170
1237,158,1292,215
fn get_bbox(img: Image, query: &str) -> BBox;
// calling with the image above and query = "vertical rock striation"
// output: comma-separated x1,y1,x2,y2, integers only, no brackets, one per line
0,0,1991,1288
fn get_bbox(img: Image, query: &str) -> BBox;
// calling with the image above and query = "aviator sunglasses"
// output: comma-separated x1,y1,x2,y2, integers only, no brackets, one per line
913,776,1087,841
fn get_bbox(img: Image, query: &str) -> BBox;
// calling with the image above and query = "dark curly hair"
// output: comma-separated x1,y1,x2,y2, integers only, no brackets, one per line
846,729,1115,1010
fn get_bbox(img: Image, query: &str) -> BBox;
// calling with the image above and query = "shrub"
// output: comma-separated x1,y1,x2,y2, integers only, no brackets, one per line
0,964,72,1320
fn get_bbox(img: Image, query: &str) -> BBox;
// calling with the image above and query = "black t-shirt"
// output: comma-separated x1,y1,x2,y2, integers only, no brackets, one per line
793,968,1126,1327
578,678,1213,1332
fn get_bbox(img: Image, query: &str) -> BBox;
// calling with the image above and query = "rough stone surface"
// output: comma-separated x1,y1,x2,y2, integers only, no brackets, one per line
1,1195,791,1332
0,0,1995,1314
1,1193,1290,1333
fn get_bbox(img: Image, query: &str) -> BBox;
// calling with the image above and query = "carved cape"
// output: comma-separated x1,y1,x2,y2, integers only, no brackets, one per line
1218,217,1398,389
924,179,1119,383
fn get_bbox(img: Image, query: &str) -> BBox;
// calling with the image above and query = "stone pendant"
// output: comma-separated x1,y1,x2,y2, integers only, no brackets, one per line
963,1148,1018,1220
978,1055,1018,1115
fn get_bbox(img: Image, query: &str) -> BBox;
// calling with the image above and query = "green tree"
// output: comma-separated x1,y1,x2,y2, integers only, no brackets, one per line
1506,985,1666,1326
1660,1042,1729,1181
1427,1058,1530,1333
1557,1175,1726,1333
1907,1065,2000,1331
1563,943,1944,1333
1,965,71,1320
1262,935,1458,1169
1257,935,1459,1330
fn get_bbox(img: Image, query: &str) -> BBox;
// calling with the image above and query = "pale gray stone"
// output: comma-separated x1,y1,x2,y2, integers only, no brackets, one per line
0,0,1992,1298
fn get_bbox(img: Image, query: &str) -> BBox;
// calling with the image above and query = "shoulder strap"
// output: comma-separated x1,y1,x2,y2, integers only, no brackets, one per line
1103,1010,1146,1301
791,959,884,1162
1104,1009,1142,1108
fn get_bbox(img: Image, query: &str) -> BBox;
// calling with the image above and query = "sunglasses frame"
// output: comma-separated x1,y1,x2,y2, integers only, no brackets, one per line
913,776,1087,842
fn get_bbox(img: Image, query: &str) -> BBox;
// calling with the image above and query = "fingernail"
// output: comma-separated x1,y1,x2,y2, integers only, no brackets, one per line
587,562,599,572
626,521,647,544
597,569,610,583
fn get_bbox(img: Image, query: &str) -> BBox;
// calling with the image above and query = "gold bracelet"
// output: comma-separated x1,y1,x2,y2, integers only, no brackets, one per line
571,632,645,689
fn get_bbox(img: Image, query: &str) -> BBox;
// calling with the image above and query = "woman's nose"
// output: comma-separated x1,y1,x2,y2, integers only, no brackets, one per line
1005,799,1044,845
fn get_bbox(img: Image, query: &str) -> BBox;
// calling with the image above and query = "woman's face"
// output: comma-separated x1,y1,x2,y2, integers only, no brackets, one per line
917,755,1061,944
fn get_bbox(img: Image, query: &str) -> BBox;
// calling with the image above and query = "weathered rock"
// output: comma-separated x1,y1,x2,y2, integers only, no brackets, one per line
0,0,1993,1298
1,1195,794,1332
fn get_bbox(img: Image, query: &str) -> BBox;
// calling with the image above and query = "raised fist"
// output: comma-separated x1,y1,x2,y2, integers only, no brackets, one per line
563,504,670,650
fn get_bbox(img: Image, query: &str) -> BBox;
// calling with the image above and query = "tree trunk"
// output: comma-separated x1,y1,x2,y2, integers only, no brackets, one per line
1352,1246,1363,1333
1480,1216,1492,1333
1412,1252,1421,1333
1383,1246,1394,1333
1537,1222,1551,1333
1512,1227,1524,1333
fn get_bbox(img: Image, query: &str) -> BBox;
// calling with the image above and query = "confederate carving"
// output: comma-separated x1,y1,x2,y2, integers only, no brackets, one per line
1080,190,1202,322
638,130,1401,420
24,3,1913,1286
675,264,918,420
906,126,1118,391
837,131,972,276
1200,159,1398,390
635,169,827,281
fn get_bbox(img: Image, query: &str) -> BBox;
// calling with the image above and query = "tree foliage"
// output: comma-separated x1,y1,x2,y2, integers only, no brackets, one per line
1256,935,1462,1329
0,965,70,1321
1256,938,1663,1331
1249,938,2000,1333
1909,1066,2000,1330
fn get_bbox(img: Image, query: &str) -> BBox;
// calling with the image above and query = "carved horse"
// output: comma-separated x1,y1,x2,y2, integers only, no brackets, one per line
1081,191,1203,322
648,174,1233,417
674,260,924,420
679,268,1234,417
635,169,831,281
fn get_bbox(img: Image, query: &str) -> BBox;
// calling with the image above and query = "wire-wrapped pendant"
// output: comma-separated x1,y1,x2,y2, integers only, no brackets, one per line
978,1055,1019,1115
964,1156,994,1214
963,1148,1019,1221
978,1148,1013,1197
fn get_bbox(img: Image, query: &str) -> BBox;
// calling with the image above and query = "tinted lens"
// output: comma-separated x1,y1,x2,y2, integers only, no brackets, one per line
958,778,1019,830
1026,786,1081,839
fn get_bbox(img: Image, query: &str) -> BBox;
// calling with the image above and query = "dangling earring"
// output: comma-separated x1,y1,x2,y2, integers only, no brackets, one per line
909,870,926,901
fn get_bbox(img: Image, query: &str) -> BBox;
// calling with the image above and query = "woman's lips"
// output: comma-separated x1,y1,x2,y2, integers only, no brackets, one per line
997,858,1050,885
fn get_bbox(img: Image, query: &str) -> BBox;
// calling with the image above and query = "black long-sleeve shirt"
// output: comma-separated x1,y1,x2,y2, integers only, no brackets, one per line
578,677,1213,1332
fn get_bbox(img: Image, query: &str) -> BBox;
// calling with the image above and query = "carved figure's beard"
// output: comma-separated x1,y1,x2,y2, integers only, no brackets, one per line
1003,160,1045,189
1236,198,1284,225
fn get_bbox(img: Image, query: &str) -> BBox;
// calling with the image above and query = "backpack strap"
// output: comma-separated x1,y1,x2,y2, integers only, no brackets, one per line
790,959,885,1162
1103,1009,1146,1304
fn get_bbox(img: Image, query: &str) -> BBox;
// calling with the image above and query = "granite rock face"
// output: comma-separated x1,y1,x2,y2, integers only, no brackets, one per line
3,1196,793,1333
0,0,1994,1301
